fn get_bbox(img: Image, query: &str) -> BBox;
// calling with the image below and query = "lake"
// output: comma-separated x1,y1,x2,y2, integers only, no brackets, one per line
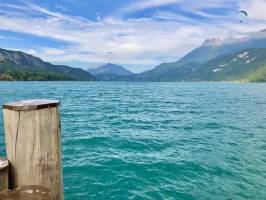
0,82,266,200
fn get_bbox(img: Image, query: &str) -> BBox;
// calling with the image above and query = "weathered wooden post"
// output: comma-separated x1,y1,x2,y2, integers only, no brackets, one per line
2,100,63,200
0,157,9,191
0,185,52,200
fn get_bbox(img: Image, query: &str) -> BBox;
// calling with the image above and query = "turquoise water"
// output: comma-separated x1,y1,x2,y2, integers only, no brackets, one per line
0,82,266,200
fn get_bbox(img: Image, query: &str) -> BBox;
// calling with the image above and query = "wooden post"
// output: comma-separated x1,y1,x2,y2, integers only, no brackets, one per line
0,185,51,200
3,100,63,200
0,157,9,191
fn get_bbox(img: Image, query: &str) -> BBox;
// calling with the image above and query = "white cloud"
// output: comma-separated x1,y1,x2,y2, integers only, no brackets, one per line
238,0,266,21
0,35,24,40
6,47,37,55
117,0,180,14
179,0,236,11
24,49,37,55
0,1,265,72
43,48,66,56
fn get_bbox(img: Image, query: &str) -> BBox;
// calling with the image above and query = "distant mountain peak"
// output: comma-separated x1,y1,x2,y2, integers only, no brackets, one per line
202,38,222,47
87,63,134,76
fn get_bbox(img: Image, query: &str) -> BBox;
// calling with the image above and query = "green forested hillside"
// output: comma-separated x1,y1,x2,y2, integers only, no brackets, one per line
0,48,95,81
197,48,266,81
136,48,266,82
136,32,266,82
2,30,266,82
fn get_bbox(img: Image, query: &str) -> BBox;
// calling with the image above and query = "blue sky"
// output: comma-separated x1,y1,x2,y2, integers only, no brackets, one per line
0,0,266,72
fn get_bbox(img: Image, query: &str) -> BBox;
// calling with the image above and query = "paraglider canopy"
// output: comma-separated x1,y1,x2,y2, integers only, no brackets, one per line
238,10,248,16
238,10,248,23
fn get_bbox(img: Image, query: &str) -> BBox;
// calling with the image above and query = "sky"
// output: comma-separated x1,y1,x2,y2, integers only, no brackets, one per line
0,0,266,72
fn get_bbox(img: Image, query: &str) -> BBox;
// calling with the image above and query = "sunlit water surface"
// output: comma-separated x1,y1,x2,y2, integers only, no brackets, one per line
0,82,266,200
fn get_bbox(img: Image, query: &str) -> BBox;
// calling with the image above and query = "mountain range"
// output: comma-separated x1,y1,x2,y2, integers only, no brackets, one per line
87,63,134,81
135,29,266,82
1,29,266,82
0,48,95,81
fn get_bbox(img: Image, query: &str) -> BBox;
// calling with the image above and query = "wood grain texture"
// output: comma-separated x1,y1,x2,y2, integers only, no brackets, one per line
0,185,51,200
0,158,9,191
3,99,60,111
3,105,64,200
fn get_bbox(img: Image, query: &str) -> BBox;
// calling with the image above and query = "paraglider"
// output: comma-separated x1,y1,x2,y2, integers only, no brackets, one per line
238,10,248,23
239,11,248,16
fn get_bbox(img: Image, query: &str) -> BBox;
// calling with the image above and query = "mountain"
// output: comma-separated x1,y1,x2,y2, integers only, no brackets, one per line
194,48,266,81
0,48,95,81
136,30,266,82
2,29,266,82
87,63,134,81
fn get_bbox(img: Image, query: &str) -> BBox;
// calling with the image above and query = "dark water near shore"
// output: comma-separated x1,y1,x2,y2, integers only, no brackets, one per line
0,82,266,200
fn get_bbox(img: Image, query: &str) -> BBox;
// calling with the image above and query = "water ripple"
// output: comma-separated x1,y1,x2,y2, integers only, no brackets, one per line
0,82,266,199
